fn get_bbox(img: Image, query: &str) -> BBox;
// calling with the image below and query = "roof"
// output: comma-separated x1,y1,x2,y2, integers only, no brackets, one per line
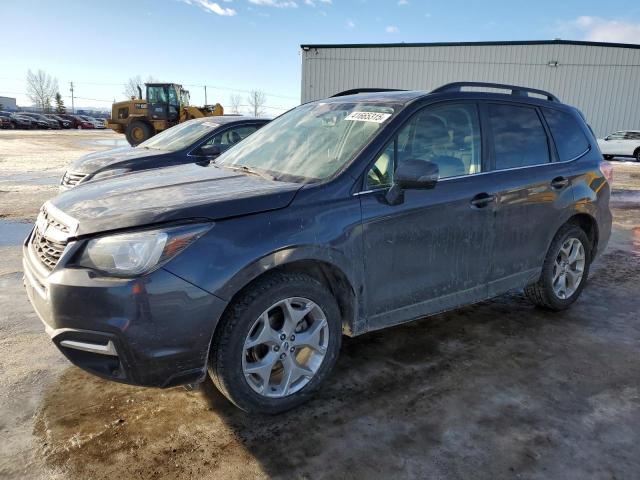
322,90,429,104
300,39,640,50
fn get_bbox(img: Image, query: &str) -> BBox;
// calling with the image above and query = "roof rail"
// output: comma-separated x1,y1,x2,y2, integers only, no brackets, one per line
431,82,560,102
331,88,406,97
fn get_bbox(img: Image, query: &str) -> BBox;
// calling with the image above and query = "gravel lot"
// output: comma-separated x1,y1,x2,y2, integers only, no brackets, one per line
1,130,639,479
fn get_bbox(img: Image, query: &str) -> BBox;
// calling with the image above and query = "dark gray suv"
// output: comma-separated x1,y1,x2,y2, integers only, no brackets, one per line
23,82,612,414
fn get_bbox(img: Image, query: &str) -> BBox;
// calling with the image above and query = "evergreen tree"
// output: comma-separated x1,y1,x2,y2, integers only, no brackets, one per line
55,92,66,114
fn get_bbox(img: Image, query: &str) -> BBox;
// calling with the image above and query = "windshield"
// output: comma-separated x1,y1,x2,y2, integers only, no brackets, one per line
216,101,396,182
138,119,220,152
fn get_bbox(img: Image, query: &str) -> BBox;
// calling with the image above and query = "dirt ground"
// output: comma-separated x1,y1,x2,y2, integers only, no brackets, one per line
1,130,639,479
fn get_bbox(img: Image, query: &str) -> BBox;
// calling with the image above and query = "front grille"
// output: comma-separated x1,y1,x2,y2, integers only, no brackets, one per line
32,228,66,271
29,206,70,271
61,171,87,188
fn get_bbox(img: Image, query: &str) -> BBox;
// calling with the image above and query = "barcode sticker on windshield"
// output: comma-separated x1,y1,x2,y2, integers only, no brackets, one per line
345,112,392,123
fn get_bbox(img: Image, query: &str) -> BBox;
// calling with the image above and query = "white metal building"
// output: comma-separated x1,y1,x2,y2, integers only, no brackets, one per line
300,40,640,137
0,96,17,111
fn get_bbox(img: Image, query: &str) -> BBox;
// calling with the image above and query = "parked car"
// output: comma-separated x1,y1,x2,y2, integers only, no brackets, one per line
0,112,15,129
56,114,84,129
23,82,612,414
76,116,96,129
77,115,104,129
597,130,640,161
45,114,72,129
19,112,59,129
7,113,35,129
60,116,268,189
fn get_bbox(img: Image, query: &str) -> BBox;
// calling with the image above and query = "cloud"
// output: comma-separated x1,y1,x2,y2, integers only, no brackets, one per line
385,25,398,33
398,0,408,5
248,0,298,7
559,16,640,43
179,0,236,15
346,19,355,28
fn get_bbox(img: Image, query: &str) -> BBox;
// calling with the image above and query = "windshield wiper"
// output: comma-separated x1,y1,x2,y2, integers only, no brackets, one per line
221,164,276,181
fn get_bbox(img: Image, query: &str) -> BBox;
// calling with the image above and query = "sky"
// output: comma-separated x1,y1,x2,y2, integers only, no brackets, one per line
1,0,639,115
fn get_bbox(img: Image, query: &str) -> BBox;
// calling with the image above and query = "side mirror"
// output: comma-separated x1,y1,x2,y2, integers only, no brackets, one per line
386,159,439,205
198,144,221,159
604,135,611,141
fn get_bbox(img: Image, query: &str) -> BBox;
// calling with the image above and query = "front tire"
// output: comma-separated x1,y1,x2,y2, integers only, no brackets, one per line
524,224,591,310
209,272,342,414
125,120,153,146
634,148,640,162
603,154,614,160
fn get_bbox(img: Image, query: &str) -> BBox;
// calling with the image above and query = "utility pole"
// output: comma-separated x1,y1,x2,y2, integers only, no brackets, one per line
69,82,75,114
204,85,207,105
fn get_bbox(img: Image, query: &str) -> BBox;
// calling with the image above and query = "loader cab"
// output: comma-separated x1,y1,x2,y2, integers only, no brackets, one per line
146,83,182,124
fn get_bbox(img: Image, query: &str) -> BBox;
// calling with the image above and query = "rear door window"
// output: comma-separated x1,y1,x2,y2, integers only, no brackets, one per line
488,104,550,169
542,108,590,161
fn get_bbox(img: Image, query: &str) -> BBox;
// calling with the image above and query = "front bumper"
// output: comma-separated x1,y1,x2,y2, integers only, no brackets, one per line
22,233,227,388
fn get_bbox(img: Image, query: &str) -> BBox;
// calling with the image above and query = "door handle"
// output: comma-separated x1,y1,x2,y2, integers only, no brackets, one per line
470,193,496,208
551,176,569,189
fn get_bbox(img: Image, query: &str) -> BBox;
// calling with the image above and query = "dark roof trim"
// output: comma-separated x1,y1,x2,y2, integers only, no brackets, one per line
300,39,640,50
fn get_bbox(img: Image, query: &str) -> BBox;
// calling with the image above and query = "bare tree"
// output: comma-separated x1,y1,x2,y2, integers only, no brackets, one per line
26,69,58,112
123,76,143,99
229,93,242,114
247,90,266,117
124,75,161,99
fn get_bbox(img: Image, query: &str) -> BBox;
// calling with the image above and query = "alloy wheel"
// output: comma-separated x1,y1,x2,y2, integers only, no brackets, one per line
242,297,329,398
552,237,586,299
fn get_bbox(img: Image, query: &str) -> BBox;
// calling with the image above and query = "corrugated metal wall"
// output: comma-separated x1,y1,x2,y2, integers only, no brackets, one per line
301,43,640,137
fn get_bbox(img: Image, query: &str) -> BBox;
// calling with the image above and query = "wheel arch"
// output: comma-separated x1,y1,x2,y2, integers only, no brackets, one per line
566,213,599,259
217,254,359,338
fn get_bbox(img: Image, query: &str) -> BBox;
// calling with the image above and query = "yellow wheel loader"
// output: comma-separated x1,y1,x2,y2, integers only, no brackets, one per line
107,83,224,146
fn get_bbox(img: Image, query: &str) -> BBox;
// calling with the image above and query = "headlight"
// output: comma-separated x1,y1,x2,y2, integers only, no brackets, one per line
77,223,212,277
90,168,131,182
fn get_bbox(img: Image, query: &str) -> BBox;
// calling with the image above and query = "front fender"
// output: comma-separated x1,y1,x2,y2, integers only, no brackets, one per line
215,244,360,302
163,195,365,325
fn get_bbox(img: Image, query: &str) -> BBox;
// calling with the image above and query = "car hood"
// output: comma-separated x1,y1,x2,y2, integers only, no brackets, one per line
50,163,302,236
70,146,164,173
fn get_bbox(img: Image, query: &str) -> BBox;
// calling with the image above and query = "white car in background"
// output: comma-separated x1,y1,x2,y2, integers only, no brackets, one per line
598,130,640,161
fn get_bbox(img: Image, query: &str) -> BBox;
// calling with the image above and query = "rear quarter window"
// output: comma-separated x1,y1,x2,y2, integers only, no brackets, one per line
542,108,590,161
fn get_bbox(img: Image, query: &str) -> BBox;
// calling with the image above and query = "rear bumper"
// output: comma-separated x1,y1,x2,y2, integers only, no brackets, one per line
22,237,227,388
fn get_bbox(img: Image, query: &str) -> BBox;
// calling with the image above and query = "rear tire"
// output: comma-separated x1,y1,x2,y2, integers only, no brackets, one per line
634,148,640,162
209,272,342,414
125,120,153,146
524,224,591,311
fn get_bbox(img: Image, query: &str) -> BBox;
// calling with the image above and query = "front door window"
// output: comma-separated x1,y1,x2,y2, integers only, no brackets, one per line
366,103,482,189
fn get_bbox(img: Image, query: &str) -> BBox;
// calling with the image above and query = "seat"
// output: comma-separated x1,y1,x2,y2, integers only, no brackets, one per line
229,131,242,144
411,115,466,178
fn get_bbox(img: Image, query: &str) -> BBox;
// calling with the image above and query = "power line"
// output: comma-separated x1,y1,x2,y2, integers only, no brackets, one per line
0,76,299,100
